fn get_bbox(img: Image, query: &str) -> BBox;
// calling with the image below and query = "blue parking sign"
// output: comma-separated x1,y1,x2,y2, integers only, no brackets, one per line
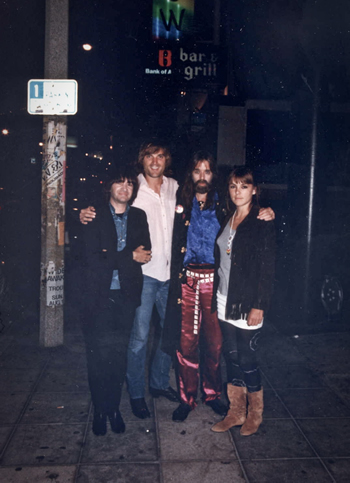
29,81,44,99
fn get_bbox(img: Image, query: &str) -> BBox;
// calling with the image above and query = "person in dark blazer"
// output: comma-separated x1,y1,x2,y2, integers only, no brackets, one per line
80,165,151,436
211,166,275,436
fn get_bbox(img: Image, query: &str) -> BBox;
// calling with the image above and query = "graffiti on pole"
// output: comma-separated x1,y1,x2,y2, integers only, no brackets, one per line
45,261,64,306
41,120,66,247
42,120,66,196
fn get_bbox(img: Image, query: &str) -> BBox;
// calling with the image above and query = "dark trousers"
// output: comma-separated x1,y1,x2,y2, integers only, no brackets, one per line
219,320,262,393
82,291,136,414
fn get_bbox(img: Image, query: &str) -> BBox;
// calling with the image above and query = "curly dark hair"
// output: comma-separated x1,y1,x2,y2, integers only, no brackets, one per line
181,151,218,210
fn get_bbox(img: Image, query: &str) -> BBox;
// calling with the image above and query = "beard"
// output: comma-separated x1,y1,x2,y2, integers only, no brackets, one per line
194,180,211,194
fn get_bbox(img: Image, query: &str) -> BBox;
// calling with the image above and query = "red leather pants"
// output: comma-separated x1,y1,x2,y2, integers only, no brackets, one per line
176,267,222,408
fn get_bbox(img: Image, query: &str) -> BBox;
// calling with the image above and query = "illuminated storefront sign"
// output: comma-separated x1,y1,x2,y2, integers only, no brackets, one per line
152,0,194,41
144,45,224,88
178,47,218,82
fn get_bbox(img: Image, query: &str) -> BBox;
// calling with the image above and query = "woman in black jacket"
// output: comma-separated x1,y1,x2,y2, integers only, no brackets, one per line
211,167,275,436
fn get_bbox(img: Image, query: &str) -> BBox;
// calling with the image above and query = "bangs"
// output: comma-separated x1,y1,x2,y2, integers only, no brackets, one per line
228,166,256,187
110,176,134,184
230,174,254,185
144,145,163,156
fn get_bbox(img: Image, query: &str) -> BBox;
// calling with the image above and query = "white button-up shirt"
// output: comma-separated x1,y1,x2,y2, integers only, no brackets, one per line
132,173,178,282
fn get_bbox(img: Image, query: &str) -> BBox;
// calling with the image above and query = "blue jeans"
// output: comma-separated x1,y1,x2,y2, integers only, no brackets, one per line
126,275,171,399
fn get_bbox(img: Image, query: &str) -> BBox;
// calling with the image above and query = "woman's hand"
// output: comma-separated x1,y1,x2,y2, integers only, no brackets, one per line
80,206,96,224
257,207,275,221
247,308,264,326
133,246,152,264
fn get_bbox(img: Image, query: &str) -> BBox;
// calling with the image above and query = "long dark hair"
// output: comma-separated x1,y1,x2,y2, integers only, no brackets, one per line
226,166,260,214
181,151,218,210
104,164,139,205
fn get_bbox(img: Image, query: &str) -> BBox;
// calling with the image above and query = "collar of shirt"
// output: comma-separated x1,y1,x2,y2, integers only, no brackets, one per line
109,202,130,219
137,173,170,196
193,192,219,212
109,203,129,251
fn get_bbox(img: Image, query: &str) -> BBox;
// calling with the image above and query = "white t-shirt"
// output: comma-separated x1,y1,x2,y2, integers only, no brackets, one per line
217,292,263,330
132,173,178,282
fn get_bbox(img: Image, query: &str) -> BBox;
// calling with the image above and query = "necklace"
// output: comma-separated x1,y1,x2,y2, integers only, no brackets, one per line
197,200,205,210
226,215,235,255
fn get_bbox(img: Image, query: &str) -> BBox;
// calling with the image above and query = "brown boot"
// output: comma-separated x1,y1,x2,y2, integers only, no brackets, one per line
211,385,247,432
240,388,263,436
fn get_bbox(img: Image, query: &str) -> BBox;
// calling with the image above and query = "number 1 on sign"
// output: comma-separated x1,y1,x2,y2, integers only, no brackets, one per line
34,84,39,97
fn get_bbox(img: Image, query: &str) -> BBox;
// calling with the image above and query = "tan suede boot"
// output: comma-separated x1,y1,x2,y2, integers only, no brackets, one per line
211,384,247,432
240,388,263,436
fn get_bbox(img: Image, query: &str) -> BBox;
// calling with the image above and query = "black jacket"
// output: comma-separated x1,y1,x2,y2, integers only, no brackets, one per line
213,205,275,319
80,204,151,311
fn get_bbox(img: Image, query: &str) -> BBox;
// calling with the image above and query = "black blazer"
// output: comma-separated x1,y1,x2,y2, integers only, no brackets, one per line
80,204,151,311
212,205,275,319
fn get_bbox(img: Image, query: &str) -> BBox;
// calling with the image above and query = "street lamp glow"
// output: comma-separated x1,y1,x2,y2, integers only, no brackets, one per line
2,129,9,135
82,44,92,51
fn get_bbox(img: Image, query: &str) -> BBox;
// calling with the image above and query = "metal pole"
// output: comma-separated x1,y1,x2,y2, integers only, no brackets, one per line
303,69,320,315
40,0,69,347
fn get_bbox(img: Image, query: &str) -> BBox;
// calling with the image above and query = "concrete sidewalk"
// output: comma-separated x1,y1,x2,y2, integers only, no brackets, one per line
0,319,350,483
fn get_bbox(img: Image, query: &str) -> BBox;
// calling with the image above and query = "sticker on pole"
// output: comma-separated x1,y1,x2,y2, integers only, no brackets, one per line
27,79,78,115
46,261,64,306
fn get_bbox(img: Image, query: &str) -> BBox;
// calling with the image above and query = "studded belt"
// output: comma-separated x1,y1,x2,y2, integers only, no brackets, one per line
185,268,214,334
185,270,214,282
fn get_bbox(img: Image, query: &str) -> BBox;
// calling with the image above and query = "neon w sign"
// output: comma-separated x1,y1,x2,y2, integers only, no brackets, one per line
160,8,185,32
152,0,194,41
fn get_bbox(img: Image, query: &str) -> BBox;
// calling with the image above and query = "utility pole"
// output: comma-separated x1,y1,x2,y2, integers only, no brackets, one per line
40,0,69,347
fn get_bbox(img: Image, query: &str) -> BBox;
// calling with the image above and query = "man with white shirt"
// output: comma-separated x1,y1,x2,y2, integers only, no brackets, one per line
80,141,180,419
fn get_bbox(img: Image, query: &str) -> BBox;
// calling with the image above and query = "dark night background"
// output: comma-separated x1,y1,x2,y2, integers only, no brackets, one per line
1,0,350,334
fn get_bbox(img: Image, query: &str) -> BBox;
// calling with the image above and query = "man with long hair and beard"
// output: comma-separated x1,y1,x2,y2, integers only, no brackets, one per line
164,152,275,422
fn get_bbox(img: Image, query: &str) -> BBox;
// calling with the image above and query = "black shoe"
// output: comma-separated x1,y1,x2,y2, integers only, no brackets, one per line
108,409,125,433
150,386,180,402
172,403,192,422
205,398,228,416
92,410,107,436
130,398,151,419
